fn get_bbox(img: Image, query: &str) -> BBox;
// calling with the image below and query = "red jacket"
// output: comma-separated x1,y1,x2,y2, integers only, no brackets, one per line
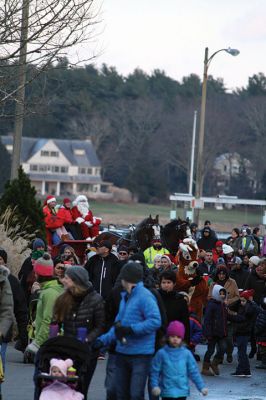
57,206,73,224
71,207,101,226
43,206,64,229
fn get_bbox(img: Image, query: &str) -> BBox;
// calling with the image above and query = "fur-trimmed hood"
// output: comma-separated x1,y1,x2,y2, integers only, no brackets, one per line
0,265,10,282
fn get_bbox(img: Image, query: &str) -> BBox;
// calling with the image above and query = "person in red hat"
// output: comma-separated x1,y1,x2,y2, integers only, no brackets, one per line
43,195,70,246
212,240,224,263
228,289,259,377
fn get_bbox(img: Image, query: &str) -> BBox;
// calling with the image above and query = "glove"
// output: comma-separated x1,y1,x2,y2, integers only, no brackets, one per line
115,325,133,341
91,339,104,351
201,388,208,396
25,341,39,355
85,221,93,227
152,387,161,396
76,217,85,224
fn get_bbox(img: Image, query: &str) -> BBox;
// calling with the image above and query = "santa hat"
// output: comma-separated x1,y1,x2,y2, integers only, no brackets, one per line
50,358,73,377
240,289,254,300
45,195,56,205
34,253,54,276
167,321,185,339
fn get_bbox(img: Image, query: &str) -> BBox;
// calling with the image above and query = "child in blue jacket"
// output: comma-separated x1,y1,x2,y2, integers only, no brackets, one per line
150,321,208,400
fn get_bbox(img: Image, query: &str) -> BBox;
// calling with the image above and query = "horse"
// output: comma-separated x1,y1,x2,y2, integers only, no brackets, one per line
134,214,161,251
161,217,191,255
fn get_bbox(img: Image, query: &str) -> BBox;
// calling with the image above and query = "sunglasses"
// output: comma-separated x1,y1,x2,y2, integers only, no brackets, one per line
119,252,128,256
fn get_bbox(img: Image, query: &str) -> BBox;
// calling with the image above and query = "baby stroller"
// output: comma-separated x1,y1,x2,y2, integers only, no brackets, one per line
34,336,91,400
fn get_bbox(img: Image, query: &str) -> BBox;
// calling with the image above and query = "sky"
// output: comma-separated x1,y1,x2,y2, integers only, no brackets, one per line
79,0,266,91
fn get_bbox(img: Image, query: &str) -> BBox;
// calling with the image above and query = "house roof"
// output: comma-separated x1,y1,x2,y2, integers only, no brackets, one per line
0,136,101,167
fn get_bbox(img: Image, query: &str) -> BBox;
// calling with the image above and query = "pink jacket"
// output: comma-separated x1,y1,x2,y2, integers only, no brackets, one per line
40,381,84,400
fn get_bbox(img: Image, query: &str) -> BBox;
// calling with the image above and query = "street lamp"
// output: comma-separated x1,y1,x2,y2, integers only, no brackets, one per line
194,47,240,224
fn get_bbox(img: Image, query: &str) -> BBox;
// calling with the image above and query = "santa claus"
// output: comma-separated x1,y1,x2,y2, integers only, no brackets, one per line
71,195,102,240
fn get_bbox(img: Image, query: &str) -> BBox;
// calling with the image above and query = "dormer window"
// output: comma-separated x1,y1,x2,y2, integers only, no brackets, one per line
74,149,85,156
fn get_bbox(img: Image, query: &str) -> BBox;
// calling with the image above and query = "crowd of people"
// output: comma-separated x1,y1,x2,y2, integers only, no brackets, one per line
0,209,266,400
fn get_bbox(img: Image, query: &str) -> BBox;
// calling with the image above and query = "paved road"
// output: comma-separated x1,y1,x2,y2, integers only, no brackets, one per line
3,344,266,400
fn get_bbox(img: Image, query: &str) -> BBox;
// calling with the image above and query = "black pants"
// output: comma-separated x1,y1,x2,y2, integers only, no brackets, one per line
162,397,186,400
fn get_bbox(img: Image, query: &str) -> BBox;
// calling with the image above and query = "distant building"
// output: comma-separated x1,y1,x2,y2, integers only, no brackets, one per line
1,136,112,197
213,152,257,192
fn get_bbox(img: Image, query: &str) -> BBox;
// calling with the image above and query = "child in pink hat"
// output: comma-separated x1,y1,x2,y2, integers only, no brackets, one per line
150,321,208,399
40,358,84,400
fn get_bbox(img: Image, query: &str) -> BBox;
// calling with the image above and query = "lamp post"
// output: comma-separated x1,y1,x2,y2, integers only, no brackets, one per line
194,47,240,225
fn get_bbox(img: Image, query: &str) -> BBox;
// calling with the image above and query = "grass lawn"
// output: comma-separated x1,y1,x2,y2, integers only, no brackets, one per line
89,200,264,227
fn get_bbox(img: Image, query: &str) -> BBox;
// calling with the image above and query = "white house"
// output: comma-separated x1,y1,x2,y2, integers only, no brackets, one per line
1,136,112,197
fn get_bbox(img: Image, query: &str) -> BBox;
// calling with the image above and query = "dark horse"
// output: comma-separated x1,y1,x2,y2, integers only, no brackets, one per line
161,217,191,255
92,215,161,252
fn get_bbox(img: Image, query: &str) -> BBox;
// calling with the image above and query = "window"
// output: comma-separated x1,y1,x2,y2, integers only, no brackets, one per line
39,165,47,172
78,167,86,174
60,166,68,173
95,168,101,176
52,166,59,173
30,164,38,171
87,167,93,175
50,151,59,157
74,149,85,156
41,150,49,157
40,150,59,157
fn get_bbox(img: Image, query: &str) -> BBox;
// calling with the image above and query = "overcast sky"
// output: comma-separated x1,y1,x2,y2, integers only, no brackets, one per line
81,0,266,90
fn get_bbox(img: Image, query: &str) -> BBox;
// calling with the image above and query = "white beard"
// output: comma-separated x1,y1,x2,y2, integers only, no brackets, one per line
77,203,89,218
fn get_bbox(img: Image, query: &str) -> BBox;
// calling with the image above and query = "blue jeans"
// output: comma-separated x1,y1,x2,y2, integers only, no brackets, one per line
236,336,250,374
115,354,152,400
0,342,8,394
105,353,117,400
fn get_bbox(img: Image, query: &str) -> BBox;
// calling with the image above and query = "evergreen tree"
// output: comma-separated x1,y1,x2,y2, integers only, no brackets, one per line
0,166,45,238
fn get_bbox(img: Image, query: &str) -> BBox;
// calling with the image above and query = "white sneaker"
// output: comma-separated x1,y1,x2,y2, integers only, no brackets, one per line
86,237,92,241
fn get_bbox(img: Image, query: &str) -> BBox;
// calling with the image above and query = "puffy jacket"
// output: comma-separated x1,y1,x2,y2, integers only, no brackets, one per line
57,206,73,224
35,279,64,346
99,282,161,355
62,283,105,344
0,276,14,337
150,345,205,398
203,285,227,338
255,309,266,342
244,270,266,305
228,299,258,336
85,253,120,300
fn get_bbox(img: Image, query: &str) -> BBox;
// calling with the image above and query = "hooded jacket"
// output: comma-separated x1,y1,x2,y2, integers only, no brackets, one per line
0,265,14,337
228,299,258,336
197,228,217,251
244,269,266,305
203,284,227,338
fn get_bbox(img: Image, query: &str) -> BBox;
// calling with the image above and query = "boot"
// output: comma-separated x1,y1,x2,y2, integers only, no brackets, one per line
61,234,70,241
210,358,220,375
201,361,215,376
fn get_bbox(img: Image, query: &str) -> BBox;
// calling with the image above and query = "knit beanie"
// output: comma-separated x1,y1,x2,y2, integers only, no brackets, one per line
119,261,144,283
34,253,54,277
0,248,7,264
222,244,234,255
65,266,91,289
50,358,73,377
32,238,45,251
167,321,185,339
249,256,260,266
240,289,254,300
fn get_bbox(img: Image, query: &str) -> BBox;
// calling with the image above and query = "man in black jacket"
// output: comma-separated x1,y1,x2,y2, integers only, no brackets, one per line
229,256,249,290
158,270,190,344
244,259,266,305
84,240,120,300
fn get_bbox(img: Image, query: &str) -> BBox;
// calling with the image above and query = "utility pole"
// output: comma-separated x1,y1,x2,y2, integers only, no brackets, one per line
11,0,29,180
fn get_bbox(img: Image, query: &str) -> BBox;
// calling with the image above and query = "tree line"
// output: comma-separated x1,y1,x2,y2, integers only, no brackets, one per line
0,61,266,202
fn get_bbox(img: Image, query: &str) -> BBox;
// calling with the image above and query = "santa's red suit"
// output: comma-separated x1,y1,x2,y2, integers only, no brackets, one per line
71,195,101,240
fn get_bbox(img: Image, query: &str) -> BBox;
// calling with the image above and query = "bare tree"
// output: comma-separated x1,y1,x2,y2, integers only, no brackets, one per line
0,0,100,178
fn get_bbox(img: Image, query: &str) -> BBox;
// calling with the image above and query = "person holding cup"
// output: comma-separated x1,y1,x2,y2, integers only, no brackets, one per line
53,266,105,393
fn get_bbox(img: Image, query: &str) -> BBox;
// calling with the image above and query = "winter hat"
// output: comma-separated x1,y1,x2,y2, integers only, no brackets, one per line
167,321,185,339
249,256,261,266
65,266,91,289
98,240,112,250
222,244,234,255
0,265,10,282
0,248,7,264
34,253,54,277
63,198,71,205
118,245,129,254
215,240,223,248
232,256,242,265
216,257,226,267
32,238,45,251
119,261,144,283
50,358,73,377
240,289,254,300
45,195,56,205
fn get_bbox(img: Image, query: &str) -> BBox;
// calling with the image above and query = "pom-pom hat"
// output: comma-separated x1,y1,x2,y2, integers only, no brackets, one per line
34,253,54,276
50,358,73,377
